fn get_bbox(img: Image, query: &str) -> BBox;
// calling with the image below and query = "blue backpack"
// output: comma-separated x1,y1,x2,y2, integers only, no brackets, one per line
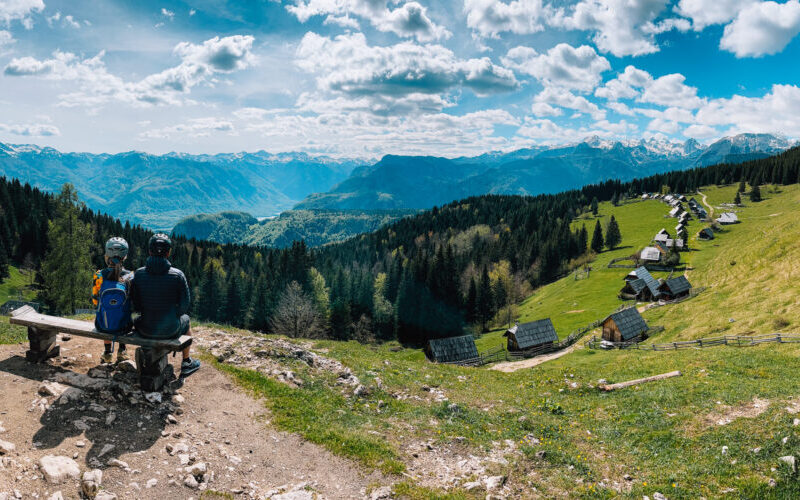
96,278,132,333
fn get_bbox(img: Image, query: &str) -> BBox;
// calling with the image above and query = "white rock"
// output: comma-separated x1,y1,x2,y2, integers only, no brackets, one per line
272,490,314,500
97,443,115,457
653,493,668,500
39,455,81,484
184,474,199,489
38,382,67,397
75,440,86,448
81,469,103,498
178,453,191,466
146,478,158,488
172,394,185,404
144,392,162,404
48,492,64,500
117,360,137,372
95,492,117,500
484,475,506,491
107,458,129,470
186,462,207,476
779,455,796,472
167,442,189,456
0,439,15,454
369,486,392,500
105,412,116,425
463,481,482,491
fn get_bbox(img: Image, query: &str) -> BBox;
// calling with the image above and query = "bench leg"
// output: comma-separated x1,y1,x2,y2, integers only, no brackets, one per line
136,347,175,392
26,327,59,363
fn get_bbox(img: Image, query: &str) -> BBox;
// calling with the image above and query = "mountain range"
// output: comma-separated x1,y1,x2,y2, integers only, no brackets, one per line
296,134,794,210
0,144,366,229
0,133,793,230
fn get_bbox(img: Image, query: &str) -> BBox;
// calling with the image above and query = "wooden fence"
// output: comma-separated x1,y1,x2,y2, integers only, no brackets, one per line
585,332,800,351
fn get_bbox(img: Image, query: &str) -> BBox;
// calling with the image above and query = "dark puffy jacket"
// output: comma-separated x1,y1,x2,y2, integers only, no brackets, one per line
130,256,190,338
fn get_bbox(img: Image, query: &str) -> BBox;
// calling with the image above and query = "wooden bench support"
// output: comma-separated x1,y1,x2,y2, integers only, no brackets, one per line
136,347,175,392
26,326,59,363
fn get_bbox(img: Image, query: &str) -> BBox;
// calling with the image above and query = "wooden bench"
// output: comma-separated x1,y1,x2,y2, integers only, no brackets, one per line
9,305,192,391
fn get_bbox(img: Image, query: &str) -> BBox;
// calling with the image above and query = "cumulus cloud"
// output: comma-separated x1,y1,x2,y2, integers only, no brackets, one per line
3,35,255,107
674,0,755,30
161,8,175,19
295,32,518,112
287,0,450,42
502,43,610,92
720,0,800,57
550,0,672,57
139,117,235,139
0,0,44,28
514,116,636,143
0,121,60,136
0,30,13,48
683,124,717,138
463,0,546,37
533,87,605,119
595,65,703,109
695,84,800,136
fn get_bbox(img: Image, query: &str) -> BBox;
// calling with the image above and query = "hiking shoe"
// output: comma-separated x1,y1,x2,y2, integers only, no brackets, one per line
116,349,130,363
180,358,201,378
100,351,113,364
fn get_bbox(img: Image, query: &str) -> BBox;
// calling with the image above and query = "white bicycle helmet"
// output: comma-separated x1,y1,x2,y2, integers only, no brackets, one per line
105,237,129,261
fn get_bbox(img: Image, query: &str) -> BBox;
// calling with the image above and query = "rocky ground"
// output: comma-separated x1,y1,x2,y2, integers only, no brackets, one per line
0,332,389,499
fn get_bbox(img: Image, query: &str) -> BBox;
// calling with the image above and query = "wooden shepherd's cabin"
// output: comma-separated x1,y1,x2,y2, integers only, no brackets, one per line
601,307,649,343
504,319,559,352
658,275,692,300
620,266,661,301
697,227,714,240
426,335,478,363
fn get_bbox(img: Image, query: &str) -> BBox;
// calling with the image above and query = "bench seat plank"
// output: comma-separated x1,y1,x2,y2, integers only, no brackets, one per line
10,306,191,351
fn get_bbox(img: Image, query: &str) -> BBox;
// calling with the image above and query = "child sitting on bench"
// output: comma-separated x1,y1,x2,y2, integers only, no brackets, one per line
91,237,133,363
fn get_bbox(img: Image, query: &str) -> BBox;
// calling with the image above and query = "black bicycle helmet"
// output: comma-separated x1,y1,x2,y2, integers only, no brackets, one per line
148,233,172,257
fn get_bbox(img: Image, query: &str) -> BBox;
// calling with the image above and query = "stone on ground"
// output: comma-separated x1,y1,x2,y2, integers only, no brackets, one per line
81,469,103,498
0,439,15,454
39,455,81,484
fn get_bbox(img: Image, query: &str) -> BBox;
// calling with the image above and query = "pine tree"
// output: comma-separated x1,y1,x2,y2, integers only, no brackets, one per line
611,192,619,206
0,237,9,280
733,191,741,205
308,267,331,330
750,184,762,202
590,220,604,254
41,184,94,314
465,277,478,324
476,267,494,332
605,215,622,250
372,272,393,339
224,270,246,326
578,224,588,254
590,197,599,216
196,258,227,321
738,179,747,193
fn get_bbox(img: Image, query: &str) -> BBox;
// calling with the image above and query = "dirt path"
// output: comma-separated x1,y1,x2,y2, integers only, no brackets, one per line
490,344,579,372
699,190,715,219
0,333,386,499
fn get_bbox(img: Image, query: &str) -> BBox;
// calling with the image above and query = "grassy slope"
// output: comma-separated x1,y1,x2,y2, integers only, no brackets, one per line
0,265,37,344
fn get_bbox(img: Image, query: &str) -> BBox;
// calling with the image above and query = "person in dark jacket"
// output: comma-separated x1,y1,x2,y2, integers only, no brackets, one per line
130,233,200,378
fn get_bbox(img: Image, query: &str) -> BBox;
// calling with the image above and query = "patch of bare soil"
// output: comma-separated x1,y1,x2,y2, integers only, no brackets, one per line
564,310,584,314
490,344,579,373
699,397,770,428
0,332,388,499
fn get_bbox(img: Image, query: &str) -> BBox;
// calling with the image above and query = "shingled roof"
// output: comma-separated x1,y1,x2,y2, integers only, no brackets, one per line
632,266,661,298
427,335,478,363
505,319,558,349
660,276,692,296
604,307,649,341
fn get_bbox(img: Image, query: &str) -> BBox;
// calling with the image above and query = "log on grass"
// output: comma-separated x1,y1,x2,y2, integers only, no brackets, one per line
599,370,682,391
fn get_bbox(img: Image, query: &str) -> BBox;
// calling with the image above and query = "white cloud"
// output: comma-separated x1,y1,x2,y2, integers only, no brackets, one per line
720,0,800,57
595,65,703,109
533,87,605,119
550,0,672,57
287,0,450,42
0,121,60,136
4,35,256,107
674,0,755,30
695,84,800,136
683,124,717,138
0,30,13,48
0,0,43,28
502,43,610,92
514,116,635,143
161,8,175,19
647,117,681,134
295,32,518,112
139,117,235,139
323,14,360,29
463,0,546,38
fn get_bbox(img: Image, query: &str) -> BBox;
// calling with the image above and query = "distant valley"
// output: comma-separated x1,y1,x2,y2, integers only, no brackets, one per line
171,209,417,247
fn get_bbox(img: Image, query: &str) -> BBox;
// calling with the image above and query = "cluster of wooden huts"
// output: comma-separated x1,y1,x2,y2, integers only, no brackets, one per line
619,266,692,302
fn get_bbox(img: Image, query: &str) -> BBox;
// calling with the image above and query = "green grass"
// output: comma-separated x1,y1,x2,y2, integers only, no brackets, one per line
183,185,800,496
0,265,36,304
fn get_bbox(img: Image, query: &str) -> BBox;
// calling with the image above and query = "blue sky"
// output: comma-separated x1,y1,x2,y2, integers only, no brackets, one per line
1,0,800,157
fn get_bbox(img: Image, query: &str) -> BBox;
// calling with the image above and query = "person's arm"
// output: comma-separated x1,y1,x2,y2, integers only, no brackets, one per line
91,271,102,307
129,272,140,313
178,272,190,316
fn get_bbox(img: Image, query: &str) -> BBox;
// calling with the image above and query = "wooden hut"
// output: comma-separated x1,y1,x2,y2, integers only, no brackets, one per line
658,276,692,300
620,266,662,301
717,212,739,224
601,307,649,343
426,335,478,363
504,319,558,351
640,246,662,262
697,227,714,240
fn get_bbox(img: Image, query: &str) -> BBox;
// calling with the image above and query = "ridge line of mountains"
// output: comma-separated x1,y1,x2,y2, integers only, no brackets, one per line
1,133,793,244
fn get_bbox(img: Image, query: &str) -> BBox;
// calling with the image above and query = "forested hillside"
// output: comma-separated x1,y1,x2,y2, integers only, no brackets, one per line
171,209,416,247
1,145,799,346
